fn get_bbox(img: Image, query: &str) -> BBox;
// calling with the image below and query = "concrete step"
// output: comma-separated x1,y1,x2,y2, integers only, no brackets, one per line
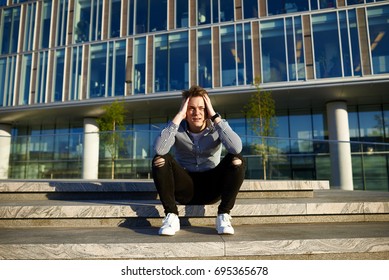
1,190,388,227
0,222,388,260
0,179,330,200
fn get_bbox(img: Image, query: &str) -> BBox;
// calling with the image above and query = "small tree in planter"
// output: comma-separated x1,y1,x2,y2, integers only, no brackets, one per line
245,77,277,180
97,100,127,179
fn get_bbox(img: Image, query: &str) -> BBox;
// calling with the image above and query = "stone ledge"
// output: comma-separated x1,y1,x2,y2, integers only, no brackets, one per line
0,179,330,192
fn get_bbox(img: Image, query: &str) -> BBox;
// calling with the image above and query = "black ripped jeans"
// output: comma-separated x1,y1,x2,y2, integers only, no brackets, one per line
151,153,246,215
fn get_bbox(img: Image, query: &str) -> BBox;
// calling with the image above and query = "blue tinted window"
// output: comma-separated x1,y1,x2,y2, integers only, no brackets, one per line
40,1,51,48
261,19,287,82
268,0,308,15
198,28,213,88
133,37,147,94
312,12,342,78
176,0,189,28
89,44,107,98
368,5,389,74
36,52,49,104
54,49,65,102
155,32,189,92
243,0,258,19
0,7,20,55
56,0,69,46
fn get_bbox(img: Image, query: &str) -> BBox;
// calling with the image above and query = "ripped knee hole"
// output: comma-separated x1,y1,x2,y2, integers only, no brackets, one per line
153,156,165,167
232,157,242,166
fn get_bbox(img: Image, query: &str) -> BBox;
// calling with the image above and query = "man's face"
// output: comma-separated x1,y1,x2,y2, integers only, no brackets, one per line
186,96,207,133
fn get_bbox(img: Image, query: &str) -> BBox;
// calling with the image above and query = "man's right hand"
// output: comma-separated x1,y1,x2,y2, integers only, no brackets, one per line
172,97,189,125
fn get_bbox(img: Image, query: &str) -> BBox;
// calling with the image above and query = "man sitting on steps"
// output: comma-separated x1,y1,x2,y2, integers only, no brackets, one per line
152,85,246,236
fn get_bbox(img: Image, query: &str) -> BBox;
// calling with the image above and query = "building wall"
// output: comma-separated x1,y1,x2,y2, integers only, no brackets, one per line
0,0,388,190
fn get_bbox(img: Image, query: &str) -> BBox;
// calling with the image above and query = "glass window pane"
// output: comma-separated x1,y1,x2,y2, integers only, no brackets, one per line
89,43,107,98
339,11,352,77
312,12,342,78
348,9,362,76
135,0,147,33
56,0,69,46
0,58,5,106
53,49,65,102
155,35,168,92
36,51,49,104
243,0,258,19
23,3,36,52
221,25,237,86
244,23,253,85
261,19,287,82
70,46,83,101
19,55,32,105
127,0,134,35
74,0,91,43
133,37,146,94
176,0,189,28
294,16,305,80
169,32,189,91
268,0,309,15
220,0,234,22
367,5,389,74
113,40,126,96
290,112,313,153
1,7,21,55
358,105,384,142
198,0,211,25
39,1,51,48
150,0,167,31
110,0,121,38
198,28,213,88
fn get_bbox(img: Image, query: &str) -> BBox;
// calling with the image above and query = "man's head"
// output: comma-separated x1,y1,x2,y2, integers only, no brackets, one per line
182,86,208,133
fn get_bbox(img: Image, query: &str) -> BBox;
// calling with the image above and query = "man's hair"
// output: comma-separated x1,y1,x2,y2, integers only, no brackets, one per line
182,85,208,99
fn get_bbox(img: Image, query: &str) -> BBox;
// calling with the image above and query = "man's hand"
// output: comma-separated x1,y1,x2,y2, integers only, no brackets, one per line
203,94,216,118
172,97,189,125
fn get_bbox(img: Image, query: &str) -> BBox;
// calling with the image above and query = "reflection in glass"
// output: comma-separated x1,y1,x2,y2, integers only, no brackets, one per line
23,3,36,52
0,7,20,55
53,49,65,102
155,32,189,92
261,19,287,82
368,5,389,74
70,46,83,101
20,54,32,105
198,28,213,88
312,12,342,78
176,0,189,28
56,0,69,46
133,37,147,94
89,44,107,98
40,1,51,48
110,0,121,38
243,0,258,19
36,51,49,104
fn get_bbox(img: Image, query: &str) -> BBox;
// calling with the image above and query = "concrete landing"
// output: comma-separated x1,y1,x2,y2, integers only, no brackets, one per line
0,222,388,260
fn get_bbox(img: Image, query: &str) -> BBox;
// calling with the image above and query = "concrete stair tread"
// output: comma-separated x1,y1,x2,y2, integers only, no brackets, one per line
0,179,330,192
1,190,389,219
0,222,388,259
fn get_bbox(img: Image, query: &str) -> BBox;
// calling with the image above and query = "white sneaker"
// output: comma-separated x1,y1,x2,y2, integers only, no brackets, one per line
216,213,234,235
159,213,180,236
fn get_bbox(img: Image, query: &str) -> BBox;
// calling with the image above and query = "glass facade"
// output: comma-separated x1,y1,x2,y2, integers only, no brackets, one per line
0,0,388,190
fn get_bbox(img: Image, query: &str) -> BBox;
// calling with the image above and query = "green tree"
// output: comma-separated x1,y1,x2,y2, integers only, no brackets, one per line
245,77,276,180
97,100,127,179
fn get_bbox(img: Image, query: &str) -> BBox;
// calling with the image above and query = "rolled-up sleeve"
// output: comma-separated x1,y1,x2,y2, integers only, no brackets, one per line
215,120,242,154
153,121,178,155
